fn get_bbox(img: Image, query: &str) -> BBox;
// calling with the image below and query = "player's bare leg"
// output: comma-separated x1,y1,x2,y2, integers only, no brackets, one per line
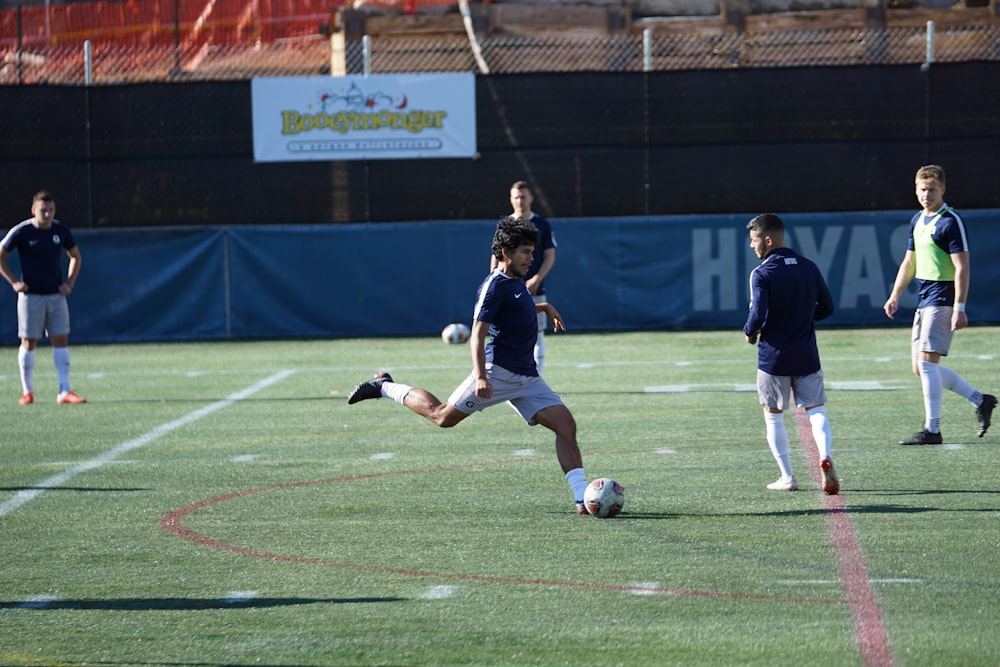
533,404,582,473
400,389,468,428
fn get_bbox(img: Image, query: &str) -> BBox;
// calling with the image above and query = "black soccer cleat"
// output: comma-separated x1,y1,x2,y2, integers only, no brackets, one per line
347,371,393,405
899,429,943,446
976,394,997,438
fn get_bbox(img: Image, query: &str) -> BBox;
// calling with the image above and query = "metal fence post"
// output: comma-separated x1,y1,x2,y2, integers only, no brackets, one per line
925,20,935,66
643,28,652,72
363,34,371,76
84,40,93,85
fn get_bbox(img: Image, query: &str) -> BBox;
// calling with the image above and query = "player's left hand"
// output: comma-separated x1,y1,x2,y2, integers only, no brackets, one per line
543,304,566,332
952,310,968,332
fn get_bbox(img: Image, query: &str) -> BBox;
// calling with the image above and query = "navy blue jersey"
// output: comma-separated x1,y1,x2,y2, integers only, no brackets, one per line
502,213,556,296
473,269,538,376
905,205,968,308
744,247,834,377
1,219,77,295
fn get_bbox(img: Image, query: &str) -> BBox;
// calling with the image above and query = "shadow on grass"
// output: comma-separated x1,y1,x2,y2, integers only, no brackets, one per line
600,505,948,520
0,596,406,611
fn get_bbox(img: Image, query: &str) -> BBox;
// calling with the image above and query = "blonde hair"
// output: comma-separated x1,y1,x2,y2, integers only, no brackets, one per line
915,164,945,186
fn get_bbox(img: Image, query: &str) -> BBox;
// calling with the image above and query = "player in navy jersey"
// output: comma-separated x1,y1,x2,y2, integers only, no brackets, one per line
0,191,86,406
883,165,995,445
744,213,838,494
489,181,557,372
348,217,590,514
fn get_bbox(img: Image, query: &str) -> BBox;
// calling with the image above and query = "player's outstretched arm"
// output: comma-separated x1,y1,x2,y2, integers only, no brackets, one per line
539,303,566,332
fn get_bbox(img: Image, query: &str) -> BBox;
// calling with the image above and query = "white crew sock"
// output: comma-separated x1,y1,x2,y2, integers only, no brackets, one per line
806,406,832,461
18,346,34,394
535,330,545,374
53,347,72,394
919,360,942,433
764,411,794,479
382,381,412,405
565,467,587,502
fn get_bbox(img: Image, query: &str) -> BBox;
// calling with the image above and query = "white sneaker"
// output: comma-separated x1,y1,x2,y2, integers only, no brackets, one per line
767,476,798,491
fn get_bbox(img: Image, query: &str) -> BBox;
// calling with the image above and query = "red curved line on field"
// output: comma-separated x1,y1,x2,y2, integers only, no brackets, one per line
794,409,898,667
158,458,842,605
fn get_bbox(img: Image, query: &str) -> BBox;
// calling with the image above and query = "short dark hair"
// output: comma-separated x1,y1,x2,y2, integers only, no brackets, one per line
32,190,55,205
510,180,531,192
492,217,539,260
916,164,945,186
746,213,784,240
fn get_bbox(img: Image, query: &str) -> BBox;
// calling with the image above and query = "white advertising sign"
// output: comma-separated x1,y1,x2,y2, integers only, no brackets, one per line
251,73,476,162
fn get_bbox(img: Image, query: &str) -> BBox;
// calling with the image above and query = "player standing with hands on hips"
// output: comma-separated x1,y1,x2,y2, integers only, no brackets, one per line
0,191,86,405
883,164,995,445
348,217,589,514
490,181,556,373
743,214,839,494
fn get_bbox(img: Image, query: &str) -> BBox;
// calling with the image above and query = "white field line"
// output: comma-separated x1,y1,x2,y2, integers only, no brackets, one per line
0,370,297,518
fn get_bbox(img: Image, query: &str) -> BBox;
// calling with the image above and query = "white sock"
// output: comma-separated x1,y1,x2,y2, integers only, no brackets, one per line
806,406,832,461
565,467,587,502
764,411,794,479
18,346,34,394
535,331,545,374
53,347,72,394
919,361,942,433
937,365,982,405
382,381,412,405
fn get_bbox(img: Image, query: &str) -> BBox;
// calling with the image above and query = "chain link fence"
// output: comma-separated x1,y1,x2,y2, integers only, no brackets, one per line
2,23,999,84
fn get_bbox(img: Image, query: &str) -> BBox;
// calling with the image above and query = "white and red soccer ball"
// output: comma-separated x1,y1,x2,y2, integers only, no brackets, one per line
583,478,625,518
441,323,471,344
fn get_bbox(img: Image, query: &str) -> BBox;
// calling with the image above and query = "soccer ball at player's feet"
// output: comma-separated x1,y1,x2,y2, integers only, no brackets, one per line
583,478,624,518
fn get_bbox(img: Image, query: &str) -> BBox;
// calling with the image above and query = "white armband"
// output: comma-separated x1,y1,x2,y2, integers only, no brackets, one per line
954,302,966,313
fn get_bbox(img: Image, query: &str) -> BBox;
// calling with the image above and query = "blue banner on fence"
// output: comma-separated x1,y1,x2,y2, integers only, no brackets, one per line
0,210,996,344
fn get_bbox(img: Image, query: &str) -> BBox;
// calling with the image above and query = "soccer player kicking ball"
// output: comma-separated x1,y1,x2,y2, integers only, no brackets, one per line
347,217,590,514
743,213,839,495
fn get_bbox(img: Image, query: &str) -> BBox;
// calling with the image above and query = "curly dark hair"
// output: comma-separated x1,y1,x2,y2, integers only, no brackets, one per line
491,217,539,261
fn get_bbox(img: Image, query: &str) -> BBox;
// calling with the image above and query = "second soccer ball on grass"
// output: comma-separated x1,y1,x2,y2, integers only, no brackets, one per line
441,323,471,344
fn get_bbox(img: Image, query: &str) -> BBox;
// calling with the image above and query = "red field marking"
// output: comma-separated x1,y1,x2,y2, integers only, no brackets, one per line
158,458,843,606
794,409,899,667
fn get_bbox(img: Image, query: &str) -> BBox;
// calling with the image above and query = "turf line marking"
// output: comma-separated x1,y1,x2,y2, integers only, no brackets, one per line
421,585,458,599
793,409,898,667
0,370,297,518
159,462,844,606
225,591,260,604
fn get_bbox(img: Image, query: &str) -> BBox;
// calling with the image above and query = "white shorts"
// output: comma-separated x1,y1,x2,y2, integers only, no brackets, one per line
17,292,70,339
756,369,827,412
447,363,563,425
911,305,954,357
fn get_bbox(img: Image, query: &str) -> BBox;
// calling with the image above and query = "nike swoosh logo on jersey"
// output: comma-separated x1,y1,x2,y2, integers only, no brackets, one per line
514,292,523,298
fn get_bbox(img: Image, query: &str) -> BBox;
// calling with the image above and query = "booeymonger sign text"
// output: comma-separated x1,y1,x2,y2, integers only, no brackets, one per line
251,73,476,162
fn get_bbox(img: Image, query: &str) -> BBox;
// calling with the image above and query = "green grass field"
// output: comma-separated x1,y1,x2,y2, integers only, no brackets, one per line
1,327,998,666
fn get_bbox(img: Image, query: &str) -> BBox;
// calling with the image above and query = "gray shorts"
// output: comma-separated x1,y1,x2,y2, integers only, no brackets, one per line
757,368,827,412
17,292,70,339
911,305,953,357
447,363,564,425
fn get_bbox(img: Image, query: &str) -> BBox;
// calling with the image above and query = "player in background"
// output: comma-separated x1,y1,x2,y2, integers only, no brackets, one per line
0,191,86,405
349,217,589,514
490,180,556,373
743,213,838,494
883,164,995,445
